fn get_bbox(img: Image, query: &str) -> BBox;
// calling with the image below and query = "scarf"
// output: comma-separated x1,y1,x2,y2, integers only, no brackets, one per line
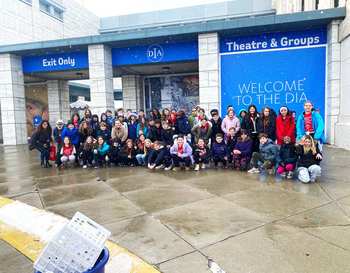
169,115,176,125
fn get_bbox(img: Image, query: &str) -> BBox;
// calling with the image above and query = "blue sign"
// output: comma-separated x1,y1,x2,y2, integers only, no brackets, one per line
33,116,42,130
23,51,89,73
220,28,327,53
112,40,198,66
220,47,326,119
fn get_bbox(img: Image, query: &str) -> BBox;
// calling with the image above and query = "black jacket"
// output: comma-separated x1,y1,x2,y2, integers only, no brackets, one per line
167,119,179,134
226,136,238,154
192,144,212,161
118,146,137,159
210,118,224,139
30,130,52,153
257,116,276,141
78,129,93,145
108,144,122,159
241,115,259,137
161,127,174,146
149,126,162,142
296,145,322,168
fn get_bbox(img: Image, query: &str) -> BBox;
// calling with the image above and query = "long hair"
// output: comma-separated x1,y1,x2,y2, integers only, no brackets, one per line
83,136,96,151
96,136,106,148
246,105,259,123
138,116,149,131
137,134,146,149
299,135,317,155
35,119,52,135
63,136,73,148
237,129,252,142
279,139,296,158
123,139,134,155
161,108,170,121
278,105,292,117
84,109,92,119
143,139,153,155
260,106,270,126
78,121,93,135
153,108,161,119
71,112,80,121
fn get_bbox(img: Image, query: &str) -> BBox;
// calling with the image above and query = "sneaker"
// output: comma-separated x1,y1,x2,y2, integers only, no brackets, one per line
123,164,128,167
61,164,66,169
195,164,200,171
94,164,100,169
287,171,294,179
41,162,47,168
247,167,260,173
155,164,165,170
130,164,136,167
118,163,123,167
83,165,87,169
201,163,206,169
88,163,92,167
109,163,116,167
46,162,52,167
164,165,173,171
214,165,218,169
173,167,181,171
102,161,107,167
281,171,287,178
185,166,190,171
268,166,276,174
223,165,228,169
317,169,322,176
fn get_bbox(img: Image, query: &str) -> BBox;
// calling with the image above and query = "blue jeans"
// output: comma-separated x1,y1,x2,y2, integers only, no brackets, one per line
40,149,50,162
136,154,147,165
298,165,321,183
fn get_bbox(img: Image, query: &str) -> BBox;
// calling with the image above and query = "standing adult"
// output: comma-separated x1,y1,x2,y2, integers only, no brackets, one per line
241,104,260,153
30,119,52,168
257,106,276,141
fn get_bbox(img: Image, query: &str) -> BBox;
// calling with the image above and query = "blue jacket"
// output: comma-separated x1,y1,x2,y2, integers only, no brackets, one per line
177,115,191,135
136,124,149,137
96,143,110,155
97,129,111,143
107,116,115,125
53,125,66,144
259,139,278,162
148,145,171,166
211,141,230,159
127,121,139,141
61,127,79,145
277,143,297,167
296,110,326,143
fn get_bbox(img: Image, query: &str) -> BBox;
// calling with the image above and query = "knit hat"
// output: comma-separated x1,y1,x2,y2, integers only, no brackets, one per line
85,114,92,119
56,119,64,125
117,114,124,118
211,109,219,117
112,138,121,144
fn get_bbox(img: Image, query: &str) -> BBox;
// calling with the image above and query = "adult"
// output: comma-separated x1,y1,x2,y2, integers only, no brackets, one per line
209,109,224,147
111,119,128,144
257,106,276,141
241,104,260,153
221,109,240,138
29,119,52,168
276,106,295,145
191,117,213,144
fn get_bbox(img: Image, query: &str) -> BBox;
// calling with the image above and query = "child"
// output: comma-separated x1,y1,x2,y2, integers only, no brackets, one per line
58,136,76,168
221,109,240,139
148,141,172,170
111,119,128,144
296,135,322,183
257,106,276,142
238,109,247,125
211,133,229,169
61,121,79,147
78,121,93,146
136,116,149,137
161,121,174,149
100,113,112,131
139,109,145,118
149,119,162,142
119,139,137,167
248,133,278,174
177,110,191,136
70,112,81,128
93,136,110,168
209,109,224,147
241,104,260,153
92,114,99,138
106,110,115,125
97,122,111,145
30,119,52,168
161,108,170,121
78,135,96,169
193,137,212,171
136,134,146,157
191,117,212,144
170,135,193,171
277,136,297,178
232,129,253,171
193,108,207,126
127,112,139,142
168,112,179,134
137,138,153,166
276,106,295,145
226,127,238,162
53,119,65,151
126,109,132,117
117,114,128,133
107,138,122,167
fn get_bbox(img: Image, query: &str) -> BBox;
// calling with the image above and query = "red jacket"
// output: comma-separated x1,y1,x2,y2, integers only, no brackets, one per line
276,115,295,145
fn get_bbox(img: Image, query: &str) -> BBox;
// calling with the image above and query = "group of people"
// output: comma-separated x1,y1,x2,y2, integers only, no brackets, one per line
29,101,325,184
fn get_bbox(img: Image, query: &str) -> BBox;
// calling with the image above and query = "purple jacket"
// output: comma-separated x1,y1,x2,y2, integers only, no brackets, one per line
234,140,253,157
170,142,194,164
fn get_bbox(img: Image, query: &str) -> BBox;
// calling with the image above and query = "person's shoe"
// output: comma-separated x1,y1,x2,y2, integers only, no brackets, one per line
223,165,228,169
287,171,294,179
109,163,116,167
281,171,287,178
83,165,87,169
123,164,128,167
95,164,100,169
41,162,47,168
201,163,206,169
46,161,52,167
118,163,123,167
247,167,260,173
61,164,66,169
268,166,276,174
102,161,107,167
88,163,92,167
71,163,75,168
155,164,165,170
164,165,173,171
173,167,181,171
195,164,200,171
214,165,218,169
130,164,136,167
185,166,190,171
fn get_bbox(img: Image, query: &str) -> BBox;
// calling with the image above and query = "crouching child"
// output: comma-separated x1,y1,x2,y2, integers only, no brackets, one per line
193,137,212,171
93,136,110,168
211,134,229,169
56,136,76,168
148,141,172,170
277,136,297,178
107,138,122,167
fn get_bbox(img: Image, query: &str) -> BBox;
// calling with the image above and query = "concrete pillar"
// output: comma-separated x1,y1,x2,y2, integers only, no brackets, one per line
0,53,27,145
198,33,220,116
47,80,70,125
122,75,143,112
88,44,114,117
326,20,341,145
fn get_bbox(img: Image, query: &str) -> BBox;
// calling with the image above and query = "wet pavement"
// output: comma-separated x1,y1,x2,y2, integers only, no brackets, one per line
1,144,350,272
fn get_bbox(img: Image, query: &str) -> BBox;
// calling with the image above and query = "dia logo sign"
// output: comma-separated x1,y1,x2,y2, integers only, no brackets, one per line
147,44,164,62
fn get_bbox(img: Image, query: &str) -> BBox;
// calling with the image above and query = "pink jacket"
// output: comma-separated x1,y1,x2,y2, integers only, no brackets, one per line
221,115,241,135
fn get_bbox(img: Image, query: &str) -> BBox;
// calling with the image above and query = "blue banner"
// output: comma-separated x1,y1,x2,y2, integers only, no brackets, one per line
220,47,326,119
23,51,89,73
220,28,327,53
33,116,42,130
112,40,198,66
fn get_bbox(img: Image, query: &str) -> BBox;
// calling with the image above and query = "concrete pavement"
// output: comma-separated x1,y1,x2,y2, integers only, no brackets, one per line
0,144,350,272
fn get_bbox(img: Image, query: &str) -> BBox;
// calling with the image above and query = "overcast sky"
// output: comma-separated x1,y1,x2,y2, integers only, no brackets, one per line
74,0,230,17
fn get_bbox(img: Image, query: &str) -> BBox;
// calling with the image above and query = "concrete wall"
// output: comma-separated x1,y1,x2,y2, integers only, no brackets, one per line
0,0,100,45
272,0,347,14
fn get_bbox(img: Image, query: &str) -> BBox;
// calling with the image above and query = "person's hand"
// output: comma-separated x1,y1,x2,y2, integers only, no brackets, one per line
134,146,137,150
105,156,109,161
94,149,98,154
211,158,213,162
172,128,175,131
43,144,47,148
316,153,323,160
199,152,203,156
148,163,155,170
80,152,82,157
128,155,131,158
233,150,240,155
224,157,227,160
47,139,50,142
55,164,58,167
299,139,305,145
167,145,171,149
279,161,284,166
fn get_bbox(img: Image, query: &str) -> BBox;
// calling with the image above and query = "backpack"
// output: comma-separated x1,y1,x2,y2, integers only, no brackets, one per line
29,133,37,150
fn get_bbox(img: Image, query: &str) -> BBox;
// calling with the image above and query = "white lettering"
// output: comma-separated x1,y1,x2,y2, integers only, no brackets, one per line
227,42,233,51
238,83,250,94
